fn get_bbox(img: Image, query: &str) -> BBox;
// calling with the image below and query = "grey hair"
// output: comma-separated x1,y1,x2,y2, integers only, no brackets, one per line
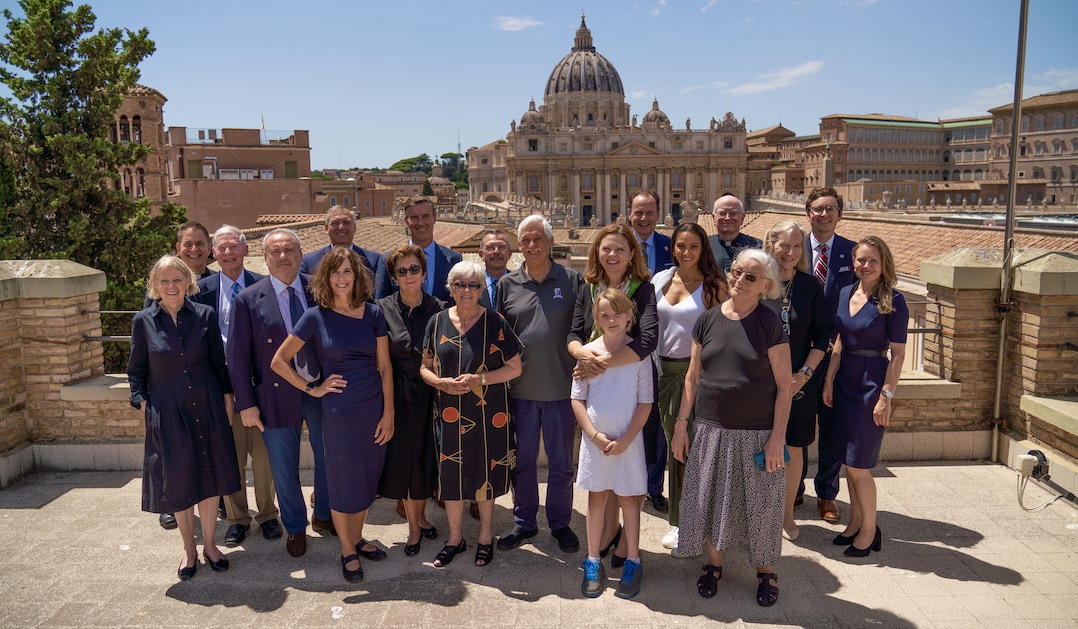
517,214,553,241
762,219,809,273
446,260,486,290
732,248,782,300
263,228,302,249
324,205,356,224
712,194,744,214
212,224,246,247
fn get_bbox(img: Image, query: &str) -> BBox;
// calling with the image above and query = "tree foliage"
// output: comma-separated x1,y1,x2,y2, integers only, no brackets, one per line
0,0,187,371
422,180,434,196
388,153,433,174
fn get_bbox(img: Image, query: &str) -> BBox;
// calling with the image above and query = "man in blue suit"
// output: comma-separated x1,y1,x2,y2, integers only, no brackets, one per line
629,190,673,514
708,194,761,273
477,228,511,310
299,205,383,283
227,228,332,558
802,187,857,524
375,196,462,302
191,225,279,548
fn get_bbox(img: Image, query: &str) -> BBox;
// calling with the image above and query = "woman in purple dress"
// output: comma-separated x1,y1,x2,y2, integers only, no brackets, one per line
823,236,907,558
271,246,394,582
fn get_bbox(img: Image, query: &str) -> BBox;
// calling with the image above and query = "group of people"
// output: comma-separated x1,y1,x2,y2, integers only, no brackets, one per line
129,188,907,607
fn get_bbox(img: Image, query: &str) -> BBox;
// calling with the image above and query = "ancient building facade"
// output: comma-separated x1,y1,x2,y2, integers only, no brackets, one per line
469,17,749,226
989,89,1078,206
113,85,168,206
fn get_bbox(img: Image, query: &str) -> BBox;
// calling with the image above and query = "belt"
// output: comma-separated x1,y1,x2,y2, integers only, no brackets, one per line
845,348,889,358
660,356,691,363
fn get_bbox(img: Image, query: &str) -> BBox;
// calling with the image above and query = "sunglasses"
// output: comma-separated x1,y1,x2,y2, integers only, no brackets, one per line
452,281,483,291
394,264,423,277
729,268,759,283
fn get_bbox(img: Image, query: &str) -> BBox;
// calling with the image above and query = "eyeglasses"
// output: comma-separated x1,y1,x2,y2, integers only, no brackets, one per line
729,268,758,283
452,281,483,291
394,264,423,277
714,211,742,218
809,205,840,215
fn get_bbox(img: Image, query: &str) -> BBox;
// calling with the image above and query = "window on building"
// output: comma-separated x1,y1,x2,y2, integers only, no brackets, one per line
1051,167,1061,181
1054,114,1064,129
672,171,681,186
943,150,951,163
996,119,1004,134
583,141,593,151
629,173,638,188
329,196,337,206
528,139,538,152
1021,117,1029,132
285,161,298,178
1033,167,1044,179
583,173,592,189
365,200,370,209
1054,140,1064,153
1071,166,1078,182
186,160,201,179
1034,116,1045,131
560,142,567,152
723,171,733,187
648,174,654,188
610,174,618,188
611,142,618,150
648,142,656,149
587,113,594,122
481,158,488,164
343,196,350,207
723,137,733,149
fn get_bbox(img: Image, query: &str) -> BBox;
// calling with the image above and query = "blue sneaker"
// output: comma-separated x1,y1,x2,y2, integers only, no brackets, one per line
581,558,606,598
615,559,643,599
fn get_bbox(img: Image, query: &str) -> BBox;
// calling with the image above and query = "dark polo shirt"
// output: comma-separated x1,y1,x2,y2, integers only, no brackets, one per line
495,261,583,401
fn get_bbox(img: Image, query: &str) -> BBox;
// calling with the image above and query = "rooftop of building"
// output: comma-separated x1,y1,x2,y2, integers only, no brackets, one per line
989,89,1078,113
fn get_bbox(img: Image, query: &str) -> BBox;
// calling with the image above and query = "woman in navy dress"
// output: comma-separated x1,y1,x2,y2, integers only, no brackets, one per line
823,236,907,558
128,255,241,580
271,246,393,582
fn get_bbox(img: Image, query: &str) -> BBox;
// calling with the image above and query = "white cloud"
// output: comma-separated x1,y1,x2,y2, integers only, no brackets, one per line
651,0,668,17
1035,67,1078,89
726,61,824,97
742,16,757,23
629,90,650,99
493,16,543,32
700,0,718,12
932,69,1078,120
681,80,730,94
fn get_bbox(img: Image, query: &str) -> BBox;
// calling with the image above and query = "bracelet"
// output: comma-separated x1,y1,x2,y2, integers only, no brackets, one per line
675,417,689,423
479,372,486,386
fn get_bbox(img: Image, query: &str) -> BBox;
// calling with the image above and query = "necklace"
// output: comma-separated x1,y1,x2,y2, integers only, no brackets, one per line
780,278,793,335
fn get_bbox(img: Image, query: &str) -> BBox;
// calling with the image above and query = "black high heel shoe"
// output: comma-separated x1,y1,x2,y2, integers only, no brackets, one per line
203,550,229,572
844,526,882,557
832,529,860,546
598,526,622,559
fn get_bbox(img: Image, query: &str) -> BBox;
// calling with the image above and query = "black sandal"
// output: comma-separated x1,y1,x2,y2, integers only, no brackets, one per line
475,543,494,566
599,526,622,558
697,564,722,598
756,572,778,607
433,540,467,568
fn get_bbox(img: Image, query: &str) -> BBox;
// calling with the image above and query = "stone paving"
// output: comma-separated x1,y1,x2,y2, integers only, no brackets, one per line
1,461,1077,628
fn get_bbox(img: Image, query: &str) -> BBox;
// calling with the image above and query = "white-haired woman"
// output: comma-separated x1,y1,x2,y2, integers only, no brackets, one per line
128,255,241,580
672,248,792,607
420,260,522,568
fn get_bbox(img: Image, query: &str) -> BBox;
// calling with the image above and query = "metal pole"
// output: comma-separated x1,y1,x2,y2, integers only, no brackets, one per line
991,0,1029,463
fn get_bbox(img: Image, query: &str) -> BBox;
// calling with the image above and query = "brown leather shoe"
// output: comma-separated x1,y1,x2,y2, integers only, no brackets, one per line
469,501,480,520
817,499,840,523
396,499,407,518
794,495,804,506
311,517,337,537
286,532,307,557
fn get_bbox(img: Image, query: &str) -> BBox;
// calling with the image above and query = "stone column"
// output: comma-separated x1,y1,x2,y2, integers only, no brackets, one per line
603,171,612,225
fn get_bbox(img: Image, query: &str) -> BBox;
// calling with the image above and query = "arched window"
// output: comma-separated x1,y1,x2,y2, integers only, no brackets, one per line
528,175,539,191
975,148,985,161
1032,167,1043,179
628,173,638,188
995,119,1004,134
119,115,130,142
974,169,983,180
964,148,973,162
1054,114,1064,129
943,150,951,163
132,115,142,143
136,168,146,197
963,169,972,181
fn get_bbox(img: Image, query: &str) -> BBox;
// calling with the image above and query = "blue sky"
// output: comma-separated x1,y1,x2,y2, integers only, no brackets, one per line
22,0,1078,169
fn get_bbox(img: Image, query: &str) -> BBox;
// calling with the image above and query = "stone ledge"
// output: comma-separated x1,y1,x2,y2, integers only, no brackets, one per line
897,370,963,400
1019,394,1078,437
0,260,106,301
60,374,131,402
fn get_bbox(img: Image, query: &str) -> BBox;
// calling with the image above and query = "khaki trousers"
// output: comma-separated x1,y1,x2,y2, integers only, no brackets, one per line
224,411,279,526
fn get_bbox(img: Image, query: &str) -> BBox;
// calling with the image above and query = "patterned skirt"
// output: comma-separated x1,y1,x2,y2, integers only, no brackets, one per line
676,422,785,568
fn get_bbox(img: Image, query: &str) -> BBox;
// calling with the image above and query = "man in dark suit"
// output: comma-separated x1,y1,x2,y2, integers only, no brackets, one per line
802,187,857,524
628,190,673,513
226,228,333,558
477,228,511,309
191,225,280,547
708,194,761,273
299,205,383,282
375,196,462,301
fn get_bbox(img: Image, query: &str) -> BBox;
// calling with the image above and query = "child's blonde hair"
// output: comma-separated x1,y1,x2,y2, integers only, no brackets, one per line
592,287,638,335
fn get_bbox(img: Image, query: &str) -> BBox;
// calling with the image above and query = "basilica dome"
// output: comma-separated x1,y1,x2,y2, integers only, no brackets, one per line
642,99,670,126
544,17,624,97
520,100,544,127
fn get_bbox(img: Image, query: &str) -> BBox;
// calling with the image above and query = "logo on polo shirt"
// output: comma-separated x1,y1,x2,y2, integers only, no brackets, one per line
553,288,563,299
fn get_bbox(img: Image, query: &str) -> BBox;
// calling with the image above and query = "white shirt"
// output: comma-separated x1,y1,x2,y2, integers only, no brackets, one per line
269,274,313,381
216,272,246,345
809,233,836,270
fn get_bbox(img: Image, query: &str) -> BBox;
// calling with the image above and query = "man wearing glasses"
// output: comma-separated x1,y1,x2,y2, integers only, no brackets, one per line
300,205,383,282
375,196,462,302
708,194,761,273
802,187,857,524
494,214,584,554
477,229,511,309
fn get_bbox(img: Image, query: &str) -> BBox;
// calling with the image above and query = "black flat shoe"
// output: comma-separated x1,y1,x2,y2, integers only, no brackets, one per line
610,553,626,569
203,550,229,572
404,540,422,556
420,525,439,540
475,543,494,567
697,564,722,598
598,526,622,559
433,540,467,568
355,539,387,561
177,559,197,580
496,525,537,551
756,572,779,607
833,529,860,546
340,554,363,582
844,526,882,558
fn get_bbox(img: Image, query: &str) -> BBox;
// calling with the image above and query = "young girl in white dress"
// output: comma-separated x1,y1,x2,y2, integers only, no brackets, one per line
572,288,654,599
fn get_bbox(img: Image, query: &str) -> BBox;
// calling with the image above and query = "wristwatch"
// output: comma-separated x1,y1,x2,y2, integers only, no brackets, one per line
880,389,894,399
479,373,486,387
305,381,317,393
799,366,813,379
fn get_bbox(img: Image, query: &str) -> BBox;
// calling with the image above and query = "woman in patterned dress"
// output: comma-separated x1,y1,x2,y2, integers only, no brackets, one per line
420,261,522,568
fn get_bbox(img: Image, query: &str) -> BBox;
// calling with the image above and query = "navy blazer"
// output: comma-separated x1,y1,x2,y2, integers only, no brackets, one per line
300,244,383,282
375,241,462,303
806,233,857,339
644,232,674,275
708,233,762,273
225,275,320,430
191,269,266,313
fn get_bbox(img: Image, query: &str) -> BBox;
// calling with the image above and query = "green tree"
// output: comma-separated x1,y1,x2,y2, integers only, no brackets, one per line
422,180,434,196
0,0,187,370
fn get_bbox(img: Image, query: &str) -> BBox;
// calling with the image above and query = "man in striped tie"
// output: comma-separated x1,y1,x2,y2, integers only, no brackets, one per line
802,187,857,524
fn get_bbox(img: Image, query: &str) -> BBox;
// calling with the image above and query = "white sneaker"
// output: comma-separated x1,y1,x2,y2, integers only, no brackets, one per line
661,526,679,549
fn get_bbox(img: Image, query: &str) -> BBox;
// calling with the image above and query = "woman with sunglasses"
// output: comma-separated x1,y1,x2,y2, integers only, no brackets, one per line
420,260,522,568
672,248,791,607
761,220,829,543
377,244,445,557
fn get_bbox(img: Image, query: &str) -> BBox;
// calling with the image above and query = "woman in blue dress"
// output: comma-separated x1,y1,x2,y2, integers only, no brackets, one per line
822,236,907,558
271,246,394,582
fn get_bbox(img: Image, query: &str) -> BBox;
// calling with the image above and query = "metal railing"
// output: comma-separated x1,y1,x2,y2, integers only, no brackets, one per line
82,308,137,343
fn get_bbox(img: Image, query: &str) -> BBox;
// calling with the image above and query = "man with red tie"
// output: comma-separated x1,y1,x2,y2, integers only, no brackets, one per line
802,187,856,524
